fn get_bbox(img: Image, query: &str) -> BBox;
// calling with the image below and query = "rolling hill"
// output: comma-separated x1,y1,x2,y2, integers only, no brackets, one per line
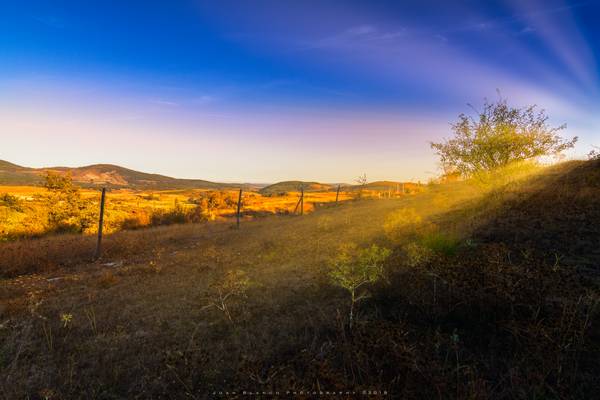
258,180,335,195
0,160,40,185
259,179,424,195
0,160,259,190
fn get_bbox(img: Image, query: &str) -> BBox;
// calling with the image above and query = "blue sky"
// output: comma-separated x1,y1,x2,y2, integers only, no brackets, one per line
1,0,599,182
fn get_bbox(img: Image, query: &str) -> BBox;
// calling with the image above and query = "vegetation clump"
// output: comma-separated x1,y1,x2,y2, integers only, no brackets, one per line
187,191,237,220
203,269,251,322
0,193,22,211
383,208,422,241
43,172,96,234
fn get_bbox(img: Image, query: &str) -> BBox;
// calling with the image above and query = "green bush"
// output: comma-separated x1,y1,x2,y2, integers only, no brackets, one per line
330,243,391,327
419,231,460,256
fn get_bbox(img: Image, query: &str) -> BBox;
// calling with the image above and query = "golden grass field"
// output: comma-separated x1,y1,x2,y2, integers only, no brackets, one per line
0,185,358,240
1,160,599,398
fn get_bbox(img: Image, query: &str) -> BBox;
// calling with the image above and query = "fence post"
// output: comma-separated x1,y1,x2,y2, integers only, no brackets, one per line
335,185,340,205
94,187,106,260
236,188,243,229
293,195,301,214
300,187,304,215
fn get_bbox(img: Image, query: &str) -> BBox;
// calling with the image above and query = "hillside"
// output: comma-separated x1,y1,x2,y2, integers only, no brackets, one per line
0,160,252,190
476,159,600,269
259,180,334,195
0,160,40,185
1,160,599,398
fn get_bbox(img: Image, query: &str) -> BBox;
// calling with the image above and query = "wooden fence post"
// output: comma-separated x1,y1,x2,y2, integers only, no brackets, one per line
335,185,340,205
236,188,243,229
94,187,106,260
300,187,304,215
293,195,301,214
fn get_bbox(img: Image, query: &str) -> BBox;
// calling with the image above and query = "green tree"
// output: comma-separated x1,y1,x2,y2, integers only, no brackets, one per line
431,97,577,177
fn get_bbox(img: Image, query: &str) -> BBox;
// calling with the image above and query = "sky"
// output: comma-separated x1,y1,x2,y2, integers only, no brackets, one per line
1,0,599,183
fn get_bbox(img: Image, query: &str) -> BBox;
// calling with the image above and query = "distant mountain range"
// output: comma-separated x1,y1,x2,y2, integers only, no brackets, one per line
0,160,419,192
0,160,261,190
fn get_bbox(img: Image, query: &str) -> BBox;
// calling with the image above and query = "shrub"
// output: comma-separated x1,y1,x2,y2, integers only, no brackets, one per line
203,270,251,322
119,210,151,230
0,193,22,211
187,191,237,220
150,204,188,226
330,243,390,327
42,172,96,233
402,242,433,267
419,231,460,257
383,208,422,241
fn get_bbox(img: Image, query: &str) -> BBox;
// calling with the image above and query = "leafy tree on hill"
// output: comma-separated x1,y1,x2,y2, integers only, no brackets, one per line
431,96,577,177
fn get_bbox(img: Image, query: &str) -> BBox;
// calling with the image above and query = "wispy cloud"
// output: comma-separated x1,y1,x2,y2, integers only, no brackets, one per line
301,25,408,50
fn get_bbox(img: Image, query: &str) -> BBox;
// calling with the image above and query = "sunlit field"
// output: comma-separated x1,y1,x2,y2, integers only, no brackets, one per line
0,185,362,240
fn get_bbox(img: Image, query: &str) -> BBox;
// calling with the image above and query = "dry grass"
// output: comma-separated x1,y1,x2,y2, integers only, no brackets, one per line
1,160,599,399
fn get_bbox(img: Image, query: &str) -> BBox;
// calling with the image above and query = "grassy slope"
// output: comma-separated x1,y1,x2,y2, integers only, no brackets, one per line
0,161,40,186
1,160,599,398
